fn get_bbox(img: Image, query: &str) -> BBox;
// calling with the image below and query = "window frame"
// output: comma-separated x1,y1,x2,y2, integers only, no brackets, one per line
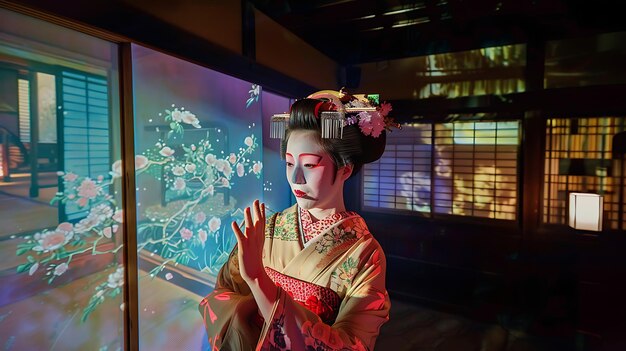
541,114,626,233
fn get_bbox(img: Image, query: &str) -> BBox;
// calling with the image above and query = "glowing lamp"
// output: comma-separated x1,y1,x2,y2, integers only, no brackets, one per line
568,193,603,231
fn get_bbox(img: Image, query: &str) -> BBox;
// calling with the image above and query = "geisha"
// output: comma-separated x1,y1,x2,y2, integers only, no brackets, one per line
199,90,396,350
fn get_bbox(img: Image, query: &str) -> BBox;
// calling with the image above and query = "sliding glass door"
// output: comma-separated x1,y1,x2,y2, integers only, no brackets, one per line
0,7,293,350
0,7,124,350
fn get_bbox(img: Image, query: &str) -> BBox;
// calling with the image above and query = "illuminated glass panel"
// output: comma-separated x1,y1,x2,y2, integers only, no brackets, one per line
543,117,626,230
363,124,432,212
359,44,526,100
0,7,123,350
131,44,277,350
363,121,520,220
434,122,520,220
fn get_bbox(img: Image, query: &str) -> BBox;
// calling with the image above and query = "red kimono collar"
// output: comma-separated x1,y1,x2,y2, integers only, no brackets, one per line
298,207,358,243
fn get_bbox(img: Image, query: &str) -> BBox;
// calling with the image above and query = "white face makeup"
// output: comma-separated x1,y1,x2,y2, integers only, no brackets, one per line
285,130,350,213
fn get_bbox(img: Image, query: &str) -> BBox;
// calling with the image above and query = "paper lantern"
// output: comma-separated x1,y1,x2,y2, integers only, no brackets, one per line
569,193,603,231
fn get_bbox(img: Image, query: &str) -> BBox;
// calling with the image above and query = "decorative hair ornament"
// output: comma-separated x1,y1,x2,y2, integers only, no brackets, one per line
270,88,400,139
270,113,289,139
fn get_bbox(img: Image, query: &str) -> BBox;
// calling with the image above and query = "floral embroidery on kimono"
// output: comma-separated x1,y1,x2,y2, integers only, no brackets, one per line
270,210,299,241
330,257,359,296
299,208,357,243
199,205,390,351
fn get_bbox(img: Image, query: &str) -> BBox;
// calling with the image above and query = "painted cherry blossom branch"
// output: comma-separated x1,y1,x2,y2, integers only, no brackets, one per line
15,105,263,323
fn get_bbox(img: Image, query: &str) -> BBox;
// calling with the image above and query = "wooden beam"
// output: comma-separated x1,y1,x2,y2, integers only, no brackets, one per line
388,83,626,123
1,0,314,98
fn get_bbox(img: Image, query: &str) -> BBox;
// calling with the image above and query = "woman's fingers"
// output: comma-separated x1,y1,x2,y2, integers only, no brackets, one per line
253,200,262,225
239,201,265,241
244,206,253,232
232,201,266,283
231,221,244,242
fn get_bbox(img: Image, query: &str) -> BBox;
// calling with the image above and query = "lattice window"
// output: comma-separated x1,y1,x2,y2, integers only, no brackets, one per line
363,121,521,220
18,78,31,143
61,70,110,220
433,121,519,219
543,117,626,230
362,124,432,212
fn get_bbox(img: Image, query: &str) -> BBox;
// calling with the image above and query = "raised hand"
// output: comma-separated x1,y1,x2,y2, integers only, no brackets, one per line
232,199,266,283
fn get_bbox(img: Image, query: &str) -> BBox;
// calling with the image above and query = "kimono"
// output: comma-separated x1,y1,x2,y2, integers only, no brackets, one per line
199,204,390,350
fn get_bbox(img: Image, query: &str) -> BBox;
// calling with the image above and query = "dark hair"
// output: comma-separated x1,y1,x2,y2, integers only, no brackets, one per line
280,98,387,178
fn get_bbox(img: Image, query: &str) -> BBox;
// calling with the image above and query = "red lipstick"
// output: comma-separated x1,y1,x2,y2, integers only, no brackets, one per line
293,190,307,198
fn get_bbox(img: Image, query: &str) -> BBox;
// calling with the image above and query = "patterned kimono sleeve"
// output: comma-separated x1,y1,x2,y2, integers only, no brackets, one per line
199,246,262,350
258,237,391,351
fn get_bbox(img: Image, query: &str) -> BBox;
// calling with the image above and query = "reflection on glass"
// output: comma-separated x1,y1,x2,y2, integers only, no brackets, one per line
36,72,57,143
359,44,526,99
0,7,123,350
434,122,519,219
17,78,31,143
261,91,293,213
450,121,519,145
420,46,526,98
363,123,432,212
545,32,626,88
363,121,520,220
131,44,278,350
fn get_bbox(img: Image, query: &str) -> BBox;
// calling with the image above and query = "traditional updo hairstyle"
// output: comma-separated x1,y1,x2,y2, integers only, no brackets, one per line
280,98,387,179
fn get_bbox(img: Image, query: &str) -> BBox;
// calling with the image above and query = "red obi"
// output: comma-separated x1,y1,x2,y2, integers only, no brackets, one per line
265,267,341,324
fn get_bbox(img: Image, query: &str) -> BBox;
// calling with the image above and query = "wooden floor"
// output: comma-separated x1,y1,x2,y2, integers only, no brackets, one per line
0,268,207,351
0,176,575,351
0,173,58,239
0,177,207,349
0,190,58,272
1,266,561,351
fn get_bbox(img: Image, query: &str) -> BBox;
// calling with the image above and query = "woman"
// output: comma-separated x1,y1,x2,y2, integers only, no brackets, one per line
200,93,392,350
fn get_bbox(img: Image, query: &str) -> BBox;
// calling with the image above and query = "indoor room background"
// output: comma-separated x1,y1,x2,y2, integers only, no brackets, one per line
1,1,625,350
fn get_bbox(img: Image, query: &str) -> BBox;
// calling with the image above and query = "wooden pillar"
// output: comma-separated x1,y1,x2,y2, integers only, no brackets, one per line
119,43,139,351
520,37,546,239
242,0,256,60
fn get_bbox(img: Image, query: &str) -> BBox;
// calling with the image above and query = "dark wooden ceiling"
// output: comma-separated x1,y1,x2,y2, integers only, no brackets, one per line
249,0,626,65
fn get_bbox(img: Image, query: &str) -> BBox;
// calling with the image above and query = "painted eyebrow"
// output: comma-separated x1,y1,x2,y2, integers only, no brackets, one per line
298,153,322,163
285,153,322,161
